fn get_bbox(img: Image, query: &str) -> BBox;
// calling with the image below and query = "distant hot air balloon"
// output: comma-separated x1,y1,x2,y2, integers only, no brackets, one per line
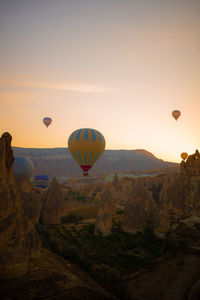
34,174,50,189
172,110,181,121
29,178,34,186
181,152,188,161
68,128,105,176
13,157,34,181
43,117,52,128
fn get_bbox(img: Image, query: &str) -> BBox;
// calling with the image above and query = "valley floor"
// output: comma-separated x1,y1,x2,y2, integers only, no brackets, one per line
125,250,200,300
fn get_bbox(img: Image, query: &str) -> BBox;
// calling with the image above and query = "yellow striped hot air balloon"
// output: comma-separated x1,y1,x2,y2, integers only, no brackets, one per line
68,128,105,176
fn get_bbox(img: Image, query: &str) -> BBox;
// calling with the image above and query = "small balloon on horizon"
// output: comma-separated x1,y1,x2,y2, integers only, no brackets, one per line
181,152,188,161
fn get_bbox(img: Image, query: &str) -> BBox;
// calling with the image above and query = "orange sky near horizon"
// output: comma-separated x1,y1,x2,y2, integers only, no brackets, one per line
0,0,200,163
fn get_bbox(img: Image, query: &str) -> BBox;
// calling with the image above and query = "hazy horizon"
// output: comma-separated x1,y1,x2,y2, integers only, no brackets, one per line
12,144,179,164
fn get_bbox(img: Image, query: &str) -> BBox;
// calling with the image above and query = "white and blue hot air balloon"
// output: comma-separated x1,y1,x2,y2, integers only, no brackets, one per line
13,157,34,181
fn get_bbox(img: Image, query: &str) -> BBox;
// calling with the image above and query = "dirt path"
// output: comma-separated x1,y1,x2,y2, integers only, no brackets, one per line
125,253,200,300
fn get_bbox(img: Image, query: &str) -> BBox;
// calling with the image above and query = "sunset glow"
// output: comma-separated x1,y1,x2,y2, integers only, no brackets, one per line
0,0,199,162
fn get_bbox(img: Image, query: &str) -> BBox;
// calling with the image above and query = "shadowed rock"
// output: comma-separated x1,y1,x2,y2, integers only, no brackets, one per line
20,180,43,225
95,188,115,236
122,180,160,231
41,176,65,224
0,132,40,278
0,132,118,299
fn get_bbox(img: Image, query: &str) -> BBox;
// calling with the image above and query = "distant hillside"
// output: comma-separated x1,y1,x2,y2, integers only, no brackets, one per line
12,147,178,181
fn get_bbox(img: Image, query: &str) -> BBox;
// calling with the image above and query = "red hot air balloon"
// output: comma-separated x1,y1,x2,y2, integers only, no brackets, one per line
43,117,52,128
181,152,188,161
172,110,181,121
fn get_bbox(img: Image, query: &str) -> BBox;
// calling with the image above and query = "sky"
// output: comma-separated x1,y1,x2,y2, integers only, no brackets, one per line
0,0,200,162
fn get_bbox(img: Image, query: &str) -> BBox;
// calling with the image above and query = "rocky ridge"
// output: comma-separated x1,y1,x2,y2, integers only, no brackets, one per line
13,146,178,180
0,132,40,278
0,132,117,299
80,150,200,234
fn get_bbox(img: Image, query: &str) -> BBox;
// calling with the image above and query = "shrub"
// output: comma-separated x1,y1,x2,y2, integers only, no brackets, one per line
112,218,122,233
76,193,87,202
91,264,120,284
163,237,177,253
35,223,50,238
35,223,43,234
48,236,60,253
62,242,79,261
61,212,83,224
116,209,124,215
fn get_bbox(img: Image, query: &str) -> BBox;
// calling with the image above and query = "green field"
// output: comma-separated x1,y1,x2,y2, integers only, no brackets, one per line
35,222,184,299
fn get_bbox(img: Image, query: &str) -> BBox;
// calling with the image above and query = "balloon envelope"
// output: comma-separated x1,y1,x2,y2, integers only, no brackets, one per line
172,110,181,121
43,117,52,127
34,174,50,189
68,128,105,175
14,157,34,181
29,178,34,186
181,152,188,161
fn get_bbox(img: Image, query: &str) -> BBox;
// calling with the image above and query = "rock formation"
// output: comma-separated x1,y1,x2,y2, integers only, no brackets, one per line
41,176,66,224
173,211,200,245
160,151,200,217
20,180,43,225
0,132,40,278
120,150,200,232
95,187,115,235
0,132,117,299
183,150,200,177
122,179,160,231
112,174,120,191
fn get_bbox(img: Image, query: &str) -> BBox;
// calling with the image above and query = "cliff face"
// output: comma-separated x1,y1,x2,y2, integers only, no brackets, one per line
13,146,178,180
0,133,40,278
122,150,200,233
122,179,161,231
161,151,200,215
95,187,115,236
41,176,65,224
0,133,117,299
20,180,43,225
182,151,200,210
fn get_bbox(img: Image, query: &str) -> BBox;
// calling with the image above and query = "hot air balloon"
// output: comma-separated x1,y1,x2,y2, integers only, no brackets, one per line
43,117,52,128
181,152,188,161
172,110,181,121
34,174,50,189
29,178,34,186
13,157,34,181
68,128,105,176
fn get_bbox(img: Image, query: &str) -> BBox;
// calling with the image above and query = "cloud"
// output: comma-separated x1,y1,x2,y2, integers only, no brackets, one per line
0,74,111,94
